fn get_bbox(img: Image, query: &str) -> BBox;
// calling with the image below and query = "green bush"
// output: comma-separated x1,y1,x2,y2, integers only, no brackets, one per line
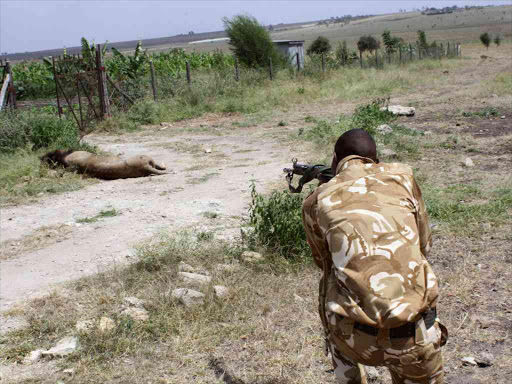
0,110,80,153
249,184,309,260
223,14,286,69
349,98,396,134
307,36,332,55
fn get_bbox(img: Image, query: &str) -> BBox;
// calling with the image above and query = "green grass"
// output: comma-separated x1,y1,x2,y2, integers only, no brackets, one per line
0,149,94,206
76,208,121,224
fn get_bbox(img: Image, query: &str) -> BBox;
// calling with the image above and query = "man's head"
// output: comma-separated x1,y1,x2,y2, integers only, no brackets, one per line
331,129,378,172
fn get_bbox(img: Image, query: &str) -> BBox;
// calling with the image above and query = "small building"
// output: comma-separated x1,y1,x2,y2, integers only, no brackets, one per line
273,40,305,69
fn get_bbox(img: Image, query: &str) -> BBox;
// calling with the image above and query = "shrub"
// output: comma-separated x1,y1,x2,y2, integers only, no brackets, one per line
349,98,395,134
0,110,80,153
494,34,502,47
335,41,350,65
417,30,429,50
307,36,332,55
249,184,309,260
223,14,285,69
382,30,402,54
480,32,491,50
357,35,380,55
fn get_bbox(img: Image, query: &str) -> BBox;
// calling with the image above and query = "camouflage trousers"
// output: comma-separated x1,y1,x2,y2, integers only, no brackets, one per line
325,311,447,384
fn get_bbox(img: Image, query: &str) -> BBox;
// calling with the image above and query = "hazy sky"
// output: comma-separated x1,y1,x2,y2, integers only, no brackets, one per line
0,0,509,53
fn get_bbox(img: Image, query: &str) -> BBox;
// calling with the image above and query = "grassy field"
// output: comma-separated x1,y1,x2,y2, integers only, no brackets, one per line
1,20,512,384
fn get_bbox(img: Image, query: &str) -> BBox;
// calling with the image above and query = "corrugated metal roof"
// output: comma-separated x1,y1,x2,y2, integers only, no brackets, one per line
273,40,305,44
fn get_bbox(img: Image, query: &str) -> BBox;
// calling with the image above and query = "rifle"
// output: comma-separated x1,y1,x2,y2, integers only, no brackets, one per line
283,158,333,193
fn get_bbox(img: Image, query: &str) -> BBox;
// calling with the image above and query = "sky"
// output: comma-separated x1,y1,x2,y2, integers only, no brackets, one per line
0,0,510,54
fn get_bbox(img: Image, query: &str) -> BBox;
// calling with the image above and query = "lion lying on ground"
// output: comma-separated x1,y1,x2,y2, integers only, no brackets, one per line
41,149,167,180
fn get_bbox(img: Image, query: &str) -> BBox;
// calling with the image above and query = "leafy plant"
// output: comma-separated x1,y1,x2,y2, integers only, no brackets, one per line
480,32,491,50
494,34,502,47
223,14,285,69
249,184,309,260
417,30,429,50
307,36,332,55
110,41,149,80
382,30,402,54
357,35,381,55
349,98,395,135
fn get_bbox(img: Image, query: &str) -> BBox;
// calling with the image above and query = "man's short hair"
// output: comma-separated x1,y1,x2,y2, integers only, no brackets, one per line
334,129,377,162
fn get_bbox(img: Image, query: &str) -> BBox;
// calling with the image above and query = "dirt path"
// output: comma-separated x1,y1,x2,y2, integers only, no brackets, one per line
0,127,299,312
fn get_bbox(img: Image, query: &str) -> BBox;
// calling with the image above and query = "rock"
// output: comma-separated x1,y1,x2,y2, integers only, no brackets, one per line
178,262,195,273
461,356,477,366
380,148,397,159
120,307,149,322
42,337,79,357
213,285,229,298
376,124,393,134
172,288,205,306
476,352,494,367
98,317,116,332
179,272,212,284
365,366,380,381
380,105,415,116
75,319,95,332
241,251,263,262
216,263,240,273
62,368,75,376
463,157,474,167
204,147,212,154
24,349,44,364
294,294,305,303
123,297,145,308
501,116,506,119
423,130,433,135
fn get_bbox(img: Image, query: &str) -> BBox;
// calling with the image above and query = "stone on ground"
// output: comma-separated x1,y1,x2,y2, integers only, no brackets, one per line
213,285,229,298
380,148,398,159
241,251,263,262
121,307,149,321
179,271,212,284
376,124,393,134
75,319,95,332
380,105,416,116
172,288,205,306
98,317,116,332
41,337,79,357
123,296,145,308
23,349,44,364
178,262,195,273
463,157,474,167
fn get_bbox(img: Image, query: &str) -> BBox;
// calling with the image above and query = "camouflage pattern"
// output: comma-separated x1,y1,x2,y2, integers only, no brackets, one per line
302,155,446,383
326,310,446,383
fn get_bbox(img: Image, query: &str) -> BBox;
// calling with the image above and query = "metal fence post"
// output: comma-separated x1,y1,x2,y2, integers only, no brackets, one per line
150,60,157,101
269,57,273,80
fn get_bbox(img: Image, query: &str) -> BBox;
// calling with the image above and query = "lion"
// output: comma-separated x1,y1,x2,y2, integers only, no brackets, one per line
41,149,167,180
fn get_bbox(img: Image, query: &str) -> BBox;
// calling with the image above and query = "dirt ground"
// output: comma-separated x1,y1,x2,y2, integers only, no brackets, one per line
1,44,511,383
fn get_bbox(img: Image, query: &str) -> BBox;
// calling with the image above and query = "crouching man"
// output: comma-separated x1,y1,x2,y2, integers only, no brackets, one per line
302,129,448,384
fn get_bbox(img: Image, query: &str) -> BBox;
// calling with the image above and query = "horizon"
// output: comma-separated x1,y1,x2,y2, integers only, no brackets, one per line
0,0,509,55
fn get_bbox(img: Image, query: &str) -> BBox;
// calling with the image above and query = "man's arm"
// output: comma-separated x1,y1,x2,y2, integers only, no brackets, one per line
412,178,432,257
302,189,331,269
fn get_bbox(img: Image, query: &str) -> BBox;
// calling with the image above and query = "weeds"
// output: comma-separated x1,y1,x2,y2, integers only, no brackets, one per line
349,98,396,135
462,107,500,118
76,208,121,224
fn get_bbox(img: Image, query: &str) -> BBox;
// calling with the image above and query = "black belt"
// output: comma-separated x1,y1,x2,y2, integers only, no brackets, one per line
353,308,437,339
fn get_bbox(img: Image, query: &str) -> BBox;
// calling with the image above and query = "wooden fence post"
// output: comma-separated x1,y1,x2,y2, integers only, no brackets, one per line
96,44,110,117
5,61,16,109
399,45,403,64
0,73,10,112
359,50,363,69
235,58,240,81
409,44,413,61
51,57,62,118
150,60,157,101
269,57,273,80
186,61,191,85
296,52,300,72
457,43,461,57
321,53,326,73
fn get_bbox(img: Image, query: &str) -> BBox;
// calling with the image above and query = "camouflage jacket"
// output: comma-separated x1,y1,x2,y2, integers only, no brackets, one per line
302,155,438,328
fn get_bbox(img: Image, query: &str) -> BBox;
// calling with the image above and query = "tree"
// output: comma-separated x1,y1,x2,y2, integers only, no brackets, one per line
307,36,332,55
382,30,401,54
357,35,380,55
480,32,491,50
335,40,349,65
417,30,429,50
494,34,502,46
223,14,284,68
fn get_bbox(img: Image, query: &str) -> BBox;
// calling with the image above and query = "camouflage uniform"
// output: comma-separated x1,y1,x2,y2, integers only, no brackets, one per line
302,155,447,384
